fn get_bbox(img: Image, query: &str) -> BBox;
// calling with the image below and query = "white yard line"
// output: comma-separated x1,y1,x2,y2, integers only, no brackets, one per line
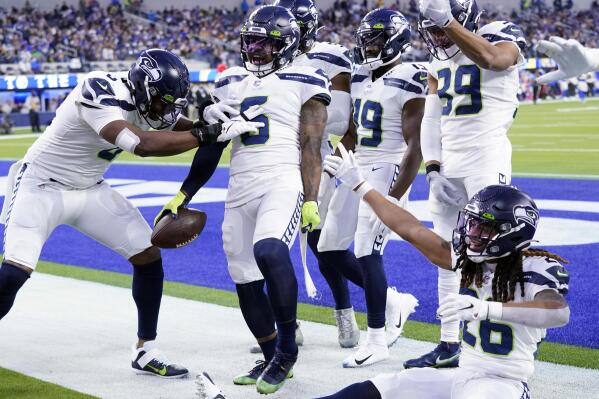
0,133,41,140
0,274,596,399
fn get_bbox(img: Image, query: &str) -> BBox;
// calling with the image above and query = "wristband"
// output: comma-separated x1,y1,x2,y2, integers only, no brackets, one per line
354,181,373,198
425,164,441,175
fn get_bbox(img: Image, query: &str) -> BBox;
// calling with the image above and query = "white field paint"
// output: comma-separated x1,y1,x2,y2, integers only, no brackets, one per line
0,273,597,399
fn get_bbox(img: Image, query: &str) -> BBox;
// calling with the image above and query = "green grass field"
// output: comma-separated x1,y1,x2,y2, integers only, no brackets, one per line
2,100,599,176
1,99,599,398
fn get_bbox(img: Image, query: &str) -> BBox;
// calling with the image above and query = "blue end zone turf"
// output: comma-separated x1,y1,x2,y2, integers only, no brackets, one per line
1,161,597,349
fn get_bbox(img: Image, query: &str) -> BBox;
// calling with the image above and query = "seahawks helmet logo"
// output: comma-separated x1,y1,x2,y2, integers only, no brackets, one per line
138,56,162,82
514,205,539,227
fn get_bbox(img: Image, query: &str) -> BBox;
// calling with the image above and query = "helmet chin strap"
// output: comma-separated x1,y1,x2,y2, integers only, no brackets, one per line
364,50,402,71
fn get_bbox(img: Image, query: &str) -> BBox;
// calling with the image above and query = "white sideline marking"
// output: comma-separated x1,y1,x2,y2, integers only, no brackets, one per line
0,274,597,399
556,106,599,113
0,133,41,140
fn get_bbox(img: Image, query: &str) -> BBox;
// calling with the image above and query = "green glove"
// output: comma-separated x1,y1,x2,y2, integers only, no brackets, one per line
154,191,189,226
301,201,320,233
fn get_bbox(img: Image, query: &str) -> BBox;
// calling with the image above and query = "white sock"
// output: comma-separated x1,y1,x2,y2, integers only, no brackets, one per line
367,327,386,346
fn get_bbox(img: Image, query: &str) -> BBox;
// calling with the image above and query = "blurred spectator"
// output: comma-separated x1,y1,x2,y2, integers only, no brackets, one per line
24,91,41,132
1,101,13,134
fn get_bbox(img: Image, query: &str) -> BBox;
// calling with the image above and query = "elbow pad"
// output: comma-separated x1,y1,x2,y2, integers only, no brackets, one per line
420,94,443,164
325,90,351,136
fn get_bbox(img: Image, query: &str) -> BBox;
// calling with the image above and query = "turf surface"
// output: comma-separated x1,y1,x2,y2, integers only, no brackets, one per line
0,367,97,399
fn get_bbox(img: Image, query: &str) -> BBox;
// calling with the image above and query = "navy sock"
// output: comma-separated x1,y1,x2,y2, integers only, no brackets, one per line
132,259,164,340
315,381,382,399
253,238,298,354
0,262,30,320
308,230,351,310
236,280,276,362
358,254,387,329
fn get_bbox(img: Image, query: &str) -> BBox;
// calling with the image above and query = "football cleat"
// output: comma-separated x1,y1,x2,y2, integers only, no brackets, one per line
196,372,228,399
131,341,189,378
233,360,268,385
334,308,360,348
385,289,419,347
256,350,297,394
403,341,461,369
249,322,304,353
342,340,389,368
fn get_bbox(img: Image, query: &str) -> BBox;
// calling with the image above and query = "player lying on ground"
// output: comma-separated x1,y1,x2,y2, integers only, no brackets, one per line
409,0,526,369
316,8,424,368
313,144,570,399
0,49,262,379
535,36,599,84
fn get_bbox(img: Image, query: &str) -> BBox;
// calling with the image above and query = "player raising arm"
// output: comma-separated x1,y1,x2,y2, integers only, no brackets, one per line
535,36,599,84
314,144,570,399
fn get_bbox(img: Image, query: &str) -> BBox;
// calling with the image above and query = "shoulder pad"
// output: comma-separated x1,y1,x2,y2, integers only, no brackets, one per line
478,21,526,51
276,66,330,89
79,72,135,111
383,64,427,94
522,255,569,295
306,42,352,72
215,67,249,88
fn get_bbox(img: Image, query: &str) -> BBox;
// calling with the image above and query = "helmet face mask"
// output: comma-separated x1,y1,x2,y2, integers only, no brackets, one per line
452,185,540,264
353,9,412,71
241,6,301,78
274,0,319,52
128,49,189,130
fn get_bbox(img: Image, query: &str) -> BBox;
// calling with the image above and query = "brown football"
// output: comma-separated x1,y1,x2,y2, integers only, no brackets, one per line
151,208,207,249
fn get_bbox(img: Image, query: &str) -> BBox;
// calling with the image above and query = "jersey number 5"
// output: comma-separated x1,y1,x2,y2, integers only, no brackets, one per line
354,99,383,147
437,65,482,116
240,96,269,146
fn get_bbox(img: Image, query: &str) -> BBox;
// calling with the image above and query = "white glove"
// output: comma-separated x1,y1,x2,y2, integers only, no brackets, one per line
437,293,488,323
419,0,453,27
369,195,400,237
427,171,463,206
323,142,365,190
203,99,240,124
535,36,599,84
217,116,265,142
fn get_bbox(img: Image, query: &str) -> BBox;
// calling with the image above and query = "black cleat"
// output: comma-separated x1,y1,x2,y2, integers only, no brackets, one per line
256,350,297,394
131,341,188,378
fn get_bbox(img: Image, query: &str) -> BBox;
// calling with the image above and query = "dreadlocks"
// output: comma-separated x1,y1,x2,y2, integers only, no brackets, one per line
454,248,568,303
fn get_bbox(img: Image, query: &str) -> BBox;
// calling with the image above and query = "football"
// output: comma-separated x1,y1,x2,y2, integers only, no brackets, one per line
151,208,207,249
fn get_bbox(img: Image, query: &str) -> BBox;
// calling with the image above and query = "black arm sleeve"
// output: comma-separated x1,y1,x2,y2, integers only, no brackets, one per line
180,140,228,199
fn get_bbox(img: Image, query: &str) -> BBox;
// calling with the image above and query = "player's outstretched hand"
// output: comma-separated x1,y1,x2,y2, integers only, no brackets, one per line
536,36,599,84
154,190,189,226
203,99,240,124
437,293,489,323
301,201,320,233
218,115,265,142
419,0,453,28
323,142,365,190
427,171,463,206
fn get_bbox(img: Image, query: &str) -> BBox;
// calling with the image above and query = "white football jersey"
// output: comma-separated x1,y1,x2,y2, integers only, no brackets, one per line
294,41,352,142
458,256,569,381
212,65,331,207
351,63,428,165
22,71,161,189
429,21,526,152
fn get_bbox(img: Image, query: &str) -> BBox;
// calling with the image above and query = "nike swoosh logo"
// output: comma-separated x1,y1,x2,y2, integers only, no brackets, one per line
372,167,383,172
215,395,226,399
97,81,109,91
147,364,168,376
355,354,373,365
435,352,460,366
459,304,474,311
395,310,403,329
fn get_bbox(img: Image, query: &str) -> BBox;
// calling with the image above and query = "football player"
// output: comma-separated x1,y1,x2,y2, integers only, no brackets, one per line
535,36,599,84
317,145,570,399
157,6,330,394
274,0,360,349
317,9,423,368
0,49,261,378
405,0,527,369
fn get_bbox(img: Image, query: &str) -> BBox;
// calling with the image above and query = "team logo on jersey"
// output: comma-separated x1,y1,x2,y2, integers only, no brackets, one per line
138,56,162,82
514,205,539,228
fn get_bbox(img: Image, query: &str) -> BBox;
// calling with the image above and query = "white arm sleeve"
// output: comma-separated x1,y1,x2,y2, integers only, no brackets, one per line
326,90,351,136
420,94,443,164
488,302,570,329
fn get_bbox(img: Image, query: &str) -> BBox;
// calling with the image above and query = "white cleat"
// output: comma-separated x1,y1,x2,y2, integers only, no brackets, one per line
334,307,360,348
249,322,304,353
385,288,419,347
196,372,228,399
342,341,389,368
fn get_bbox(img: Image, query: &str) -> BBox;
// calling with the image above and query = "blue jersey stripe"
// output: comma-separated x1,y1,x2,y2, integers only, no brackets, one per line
215,74,248,88
522,271,568,295
351,75,368,84
306,52,351,69
99,98,136,111
275,72,328,88
482,34,526,50
383,78,424,94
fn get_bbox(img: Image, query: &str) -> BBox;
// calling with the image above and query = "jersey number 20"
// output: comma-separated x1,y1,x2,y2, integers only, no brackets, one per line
437,65,482,116
240,96,269,146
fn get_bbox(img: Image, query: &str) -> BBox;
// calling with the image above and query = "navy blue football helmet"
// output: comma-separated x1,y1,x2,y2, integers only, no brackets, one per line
274,0,319,52
354,9,411,70
452,185,540,263
128,49,189,129
418,0,483,60
240,6,301,77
